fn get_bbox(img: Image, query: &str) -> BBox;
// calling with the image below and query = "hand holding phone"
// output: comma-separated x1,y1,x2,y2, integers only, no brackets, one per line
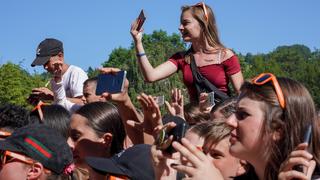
136,10,146,31
292,125,312,173
156,115,188,154
207,91,215,107
96,70,127,95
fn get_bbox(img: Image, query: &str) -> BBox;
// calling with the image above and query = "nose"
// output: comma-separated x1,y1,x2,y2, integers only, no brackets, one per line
225,113,238,128
67,137,75,150
81,96,87,104
178,24,184,31
43,64,48,70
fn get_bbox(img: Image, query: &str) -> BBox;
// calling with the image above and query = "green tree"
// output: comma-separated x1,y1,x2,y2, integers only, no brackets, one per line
102,30,187,106
0,63,39,107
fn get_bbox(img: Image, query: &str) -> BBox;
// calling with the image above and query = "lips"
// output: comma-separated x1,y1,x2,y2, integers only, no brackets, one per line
229,132,238,144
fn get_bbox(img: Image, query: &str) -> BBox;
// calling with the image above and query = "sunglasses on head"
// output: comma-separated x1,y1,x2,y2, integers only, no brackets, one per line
193,2,209,22
252,73,285,109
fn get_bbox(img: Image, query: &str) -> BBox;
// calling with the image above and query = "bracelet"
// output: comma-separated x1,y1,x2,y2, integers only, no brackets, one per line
136,52,146,57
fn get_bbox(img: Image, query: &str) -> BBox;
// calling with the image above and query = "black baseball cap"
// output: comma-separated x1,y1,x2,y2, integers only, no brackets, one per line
31,38,63,67
0,124,73,174
85,144,154,180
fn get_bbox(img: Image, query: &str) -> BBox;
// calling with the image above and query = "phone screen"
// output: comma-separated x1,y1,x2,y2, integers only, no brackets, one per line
136,10,146,31
96,71,127,95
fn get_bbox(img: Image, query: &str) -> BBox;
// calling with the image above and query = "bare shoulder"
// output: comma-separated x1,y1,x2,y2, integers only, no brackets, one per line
221,48,236,62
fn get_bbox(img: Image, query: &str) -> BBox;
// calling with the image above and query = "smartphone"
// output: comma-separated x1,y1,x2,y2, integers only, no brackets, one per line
207,91,215,107
154,95,165,106
293,124,312,173
158,115,188,154
136,10,146,31
95,70,127,95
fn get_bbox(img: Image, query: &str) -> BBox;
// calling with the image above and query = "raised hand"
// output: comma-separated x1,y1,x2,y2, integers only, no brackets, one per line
165,88,184,118
171,138,224,180
278,143,316,180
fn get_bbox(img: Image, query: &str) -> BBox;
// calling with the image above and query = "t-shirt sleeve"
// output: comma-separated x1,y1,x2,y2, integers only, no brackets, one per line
69,68,88,97
168,52,184,70
223,55,241,76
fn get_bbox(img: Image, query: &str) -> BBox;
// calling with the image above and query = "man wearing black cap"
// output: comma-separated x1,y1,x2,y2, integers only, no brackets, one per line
0,124,74,179
30,38,88,105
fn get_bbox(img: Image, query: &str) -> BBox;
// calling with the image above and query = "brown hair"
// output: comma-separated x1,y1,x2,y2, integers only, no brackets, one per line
181,3,227,63
184,103,210,125
239,78,320,179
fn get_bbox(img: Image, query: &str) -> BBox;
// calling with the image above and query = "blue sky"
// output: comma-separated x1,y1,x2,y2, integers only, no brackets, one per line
1,0,319,74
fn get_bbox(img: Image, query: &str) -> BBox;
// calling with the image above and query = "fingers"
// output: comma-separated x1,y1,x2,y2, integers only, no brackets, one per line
171,163,196,177
278,170,307,180
172,138,206,168
99,67,121,74
306,160,316,179
126,120,143,132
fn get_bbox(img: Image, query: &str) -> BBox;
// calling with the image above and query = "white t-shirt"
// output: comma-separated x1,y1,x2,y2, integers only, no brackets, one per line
51,65,88,98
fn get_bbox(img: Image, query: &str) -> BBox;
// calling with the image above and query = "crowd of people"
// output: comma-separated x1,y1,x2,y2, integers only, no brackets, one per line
1,2,319,180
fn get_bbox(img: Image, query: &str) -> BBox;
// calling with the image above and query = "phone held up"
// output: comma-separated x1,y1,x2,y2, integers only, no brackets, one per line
154,95,165,106
136,9,146,31
292,124,312,173
95,70,127,95
156,115,188,154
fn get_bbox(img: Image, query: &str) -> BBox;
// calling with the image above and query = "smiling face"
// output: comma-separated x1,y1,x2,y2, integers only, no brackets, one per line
225,97,267,163
179,10,202,42
67,114,106,167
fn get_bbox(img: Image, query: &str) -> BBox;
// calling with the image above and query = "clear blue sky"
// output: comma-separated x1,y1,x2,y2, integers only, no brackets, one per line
1,0,319,74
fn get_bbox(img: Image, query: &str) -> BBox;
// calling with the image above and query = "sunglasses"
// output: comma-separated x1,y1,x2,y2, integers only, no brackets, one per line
31,101,49,121
193,2,209,22
252,73,285,109
0,130,11,139
0,150,34,166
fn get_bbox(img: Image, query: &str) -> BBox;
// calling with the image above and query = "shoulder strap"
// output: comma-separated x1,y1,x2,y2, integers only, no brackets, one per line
190,54,229,102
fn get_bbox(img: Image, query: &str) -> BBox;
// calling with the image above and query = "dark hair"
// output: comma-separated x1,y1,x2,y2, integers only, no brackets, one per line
0,104,31,132
83,77,98,88
75,101,125,155
239,78,320,179
29,104,71,139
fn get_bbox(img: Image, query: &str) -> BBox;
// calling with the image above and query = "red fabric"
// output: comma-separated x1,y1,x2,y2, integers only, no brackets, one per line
168,52,241,101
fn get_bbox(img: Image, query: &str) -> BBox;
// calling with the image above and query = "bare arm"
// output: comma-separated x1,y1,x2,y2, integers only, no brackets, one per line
230,71,244,94
131,21,177,82
99,67,144,145
67,97,84,105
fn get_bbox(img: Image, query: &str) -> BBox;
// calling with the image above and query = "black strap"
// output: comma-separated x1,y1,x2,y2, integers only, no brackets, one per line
190,54,229,103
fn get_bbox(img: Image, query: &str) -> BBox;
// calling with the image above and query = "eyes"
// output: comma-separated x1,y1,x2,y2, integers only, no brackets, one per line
69,130,81,142
234,109,249,121
204,149,224,159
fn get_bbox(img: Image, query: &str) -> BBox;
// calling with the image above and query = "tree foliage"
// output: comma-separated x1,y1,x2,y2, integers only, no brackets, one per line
0,62,48,108
1,31,320,108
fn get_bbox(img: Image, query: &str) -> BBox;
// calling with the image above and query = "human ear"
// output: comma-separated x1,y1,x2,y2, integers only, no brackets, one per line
236,159,248,176
26,162,44,180
272,128,283,141
101,133,113,148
